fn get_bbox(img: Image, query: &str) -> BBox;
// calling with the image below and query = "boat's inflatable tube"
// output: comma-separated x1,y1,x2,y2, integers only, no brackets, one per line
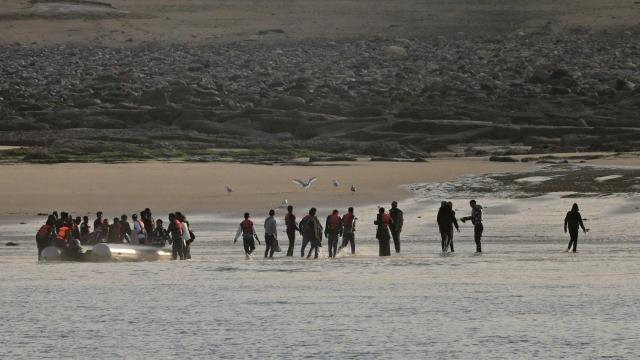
40,246,61,261
92,243,172,262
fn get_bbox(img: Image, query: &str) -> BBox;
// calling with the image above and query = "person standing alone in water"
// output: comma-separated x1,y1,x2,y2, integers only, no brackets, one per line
324,209,342,258
375,207,393,256
461,200,483,253
564,203,587,253
284,205,299,257
340,207,357,255
389,201,404,254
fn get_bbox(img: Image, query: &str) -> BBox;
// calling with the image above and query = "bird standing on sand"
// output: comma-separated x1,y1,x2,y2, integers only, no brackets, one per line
225,184,233,193
332,179,340,188
292,177,317,190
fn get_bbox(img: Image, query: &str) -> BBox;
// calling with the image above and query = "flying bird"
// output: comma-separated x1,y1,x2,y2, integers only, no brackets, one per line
332,179,340,188
225,184,233,193
292,177,317,190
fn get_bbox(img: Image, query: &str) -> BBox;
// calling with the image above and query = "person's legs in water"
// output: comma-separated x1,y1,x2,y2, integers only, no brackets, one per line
264,234,273,258
307,244,319,259
392,230,400,253
439,229,447,252
448,229,455,252
342,233,355,254
286,229,295,256
243,235,254,256
569,229,579,252
328,234,338,258
301,237,309,257
474,224,483,253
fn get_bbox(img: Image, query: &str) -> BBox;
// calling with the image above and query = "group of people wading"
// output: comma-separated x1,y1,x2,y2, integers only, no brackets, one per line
233,200,589,258
35,209,196,260
234,201,405,258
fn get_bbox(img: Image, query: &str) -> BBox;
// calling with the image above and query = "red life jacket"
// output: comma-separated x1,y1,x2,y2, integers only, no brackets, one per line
173,219,183,236
37,224,51,238
342,214,354,226
241,219,253,235
285,213,294,228
327,214,340,229
380,213,391,229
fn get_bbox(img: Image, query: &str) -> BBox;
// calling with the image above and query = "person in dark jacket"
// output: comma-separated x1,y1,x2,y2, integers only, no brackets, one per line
375,207,393,256
284,205,300,257
152,219,170,246
461,200,483,253
340,207,357,255
300,208,323,259
437,201,459,252
324,209,342,258
389,201,404,254
564,203,588,252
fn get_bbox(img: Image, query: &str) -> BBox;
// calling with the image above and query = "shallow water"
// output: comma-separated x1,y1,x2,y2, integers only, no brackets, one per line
1,176,639,359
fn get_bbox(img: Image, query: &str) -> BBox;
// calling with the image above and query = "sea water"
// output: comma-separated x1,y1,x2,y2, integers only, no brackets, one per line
1,174,639,359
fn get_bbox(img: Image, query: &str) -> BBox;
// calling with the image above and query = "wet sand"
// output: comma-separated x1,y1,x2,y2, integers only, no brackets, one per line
0,159,531,217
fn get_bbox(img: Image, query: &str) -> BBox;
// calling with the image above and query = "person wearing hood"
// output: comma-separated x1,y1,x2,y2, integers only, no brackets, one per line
461,200,483,253
437,201,459,252
300,208,323,259
374,207,393,256
564,203,587,253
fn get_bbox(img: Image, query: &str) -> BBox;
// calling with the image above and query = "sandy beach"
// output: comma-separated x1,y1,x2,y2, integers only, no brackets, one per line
0,158,532,217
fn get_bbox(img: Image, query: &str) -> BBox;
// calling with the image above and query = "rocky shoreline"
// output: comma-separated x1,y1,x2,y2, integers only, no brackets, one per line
1,27,639,163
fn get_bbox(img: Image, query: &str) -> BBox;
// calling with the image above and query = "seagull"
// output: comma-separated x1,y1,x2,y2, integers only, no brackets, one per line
225,184,233,193
350,184,357,193
332,179,340,188
278,199,289,209
292,177,317,190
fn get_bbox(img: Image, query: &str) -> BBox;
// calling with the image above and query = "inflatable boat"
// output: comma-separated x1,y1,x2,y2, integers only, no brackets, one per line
40,243,173,262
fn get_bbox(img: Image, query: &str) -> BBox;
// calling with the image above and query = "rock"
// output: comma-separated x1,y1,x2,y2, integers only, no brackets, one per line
270,95,306,110
383,46,408,58
614,78,636,91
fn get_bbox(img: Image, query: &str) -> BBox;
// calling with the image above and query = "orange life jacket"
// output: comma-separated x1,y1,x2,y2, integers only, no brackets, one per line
56,226,70,241
327,214,340,229
241,219,253,235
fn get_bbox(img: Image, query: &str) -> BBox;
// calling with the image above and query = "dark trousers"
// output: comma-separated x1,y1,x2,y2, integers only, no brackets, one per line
286,229,296,256
301,236,310,257
264,234,276,258
567,229,579,252
474,224,483,253
172,239,185,260
378,237,391,256
243,235,256,256
327,233,339,258
391,229,401,253
440,229,454,252
307,243,319,258
341,233,355,254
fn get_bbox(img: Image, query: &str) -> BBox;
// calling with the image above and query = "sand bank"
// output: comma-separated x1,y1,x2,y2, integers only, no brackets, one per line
0,159,532,217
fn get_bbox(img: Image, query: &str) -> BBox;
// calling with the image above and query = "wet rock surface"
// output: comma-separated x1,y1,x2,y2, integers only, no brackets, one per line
0,28,639,162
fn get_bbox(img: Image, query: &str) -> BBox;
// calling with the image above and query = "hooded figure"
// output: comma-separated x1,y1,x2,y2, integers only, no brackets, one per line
300,208,323,259
375,207,393,256
437,201,459,252
564,203,587,252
